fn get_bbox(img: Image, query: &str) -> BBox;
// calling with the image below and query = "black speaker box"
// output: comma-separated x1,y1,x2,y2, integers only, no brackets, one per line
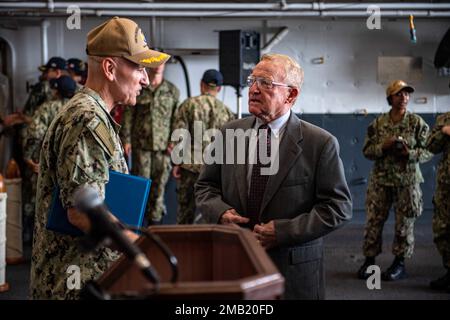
219,30,260,88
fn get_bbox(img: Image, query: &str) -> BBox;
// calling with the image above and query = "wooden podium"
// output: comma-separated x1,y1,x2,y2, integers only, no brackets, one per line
96,225,284,299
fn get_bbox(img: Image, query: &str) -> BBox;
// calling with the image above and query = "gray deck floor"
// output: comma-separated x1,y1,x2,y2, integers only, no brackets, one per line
0,222,449,300
324,222,449,300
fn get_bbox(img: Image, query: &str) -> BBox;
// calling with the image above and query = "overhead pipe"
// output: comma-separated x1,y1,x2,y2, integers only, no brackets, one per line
150,16,157,48
1,2,450,11
0,2,311,10
2,9,450,18
261,27,290,55
320,10,431,17
74,9,450,18
316,3,450,10
429,11,450,17
47,0,54,13
40,19,50,65
0,2,450,18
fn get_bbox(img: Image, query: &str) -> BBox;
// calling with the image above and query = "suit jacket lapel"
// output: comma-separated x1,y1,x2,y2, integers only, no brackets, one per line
259,113,304,216
234,116,256,213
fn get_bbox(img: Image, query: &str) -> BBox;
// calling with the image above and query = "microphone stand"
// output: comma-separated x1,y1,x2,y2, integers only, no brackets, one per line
126,225,179,284
80,224,178,300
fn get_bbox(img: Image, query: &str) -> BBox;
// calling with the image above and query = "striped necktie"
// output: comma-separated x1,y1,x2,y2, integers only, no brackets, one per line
246,124,271,229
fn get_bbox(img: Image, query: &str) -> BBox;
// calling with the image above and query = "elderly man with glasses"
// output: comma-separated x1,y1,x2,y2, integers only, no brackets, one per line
195,53,352,300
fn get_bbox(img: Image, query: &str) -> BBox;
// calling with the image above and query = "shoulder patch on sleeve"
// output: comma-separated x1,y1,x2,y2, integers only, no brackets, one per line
87,118,115,156
86,117,100,131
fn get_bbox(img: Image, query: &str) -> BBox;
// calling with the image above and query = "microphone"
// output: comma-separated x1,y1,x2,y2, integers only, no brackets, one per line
74,185,159,286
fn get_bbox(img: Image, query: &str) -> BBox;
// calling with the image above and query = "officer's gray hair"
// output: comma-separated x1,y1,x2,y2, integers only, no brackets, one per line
88,56,120,65
261,53,304,90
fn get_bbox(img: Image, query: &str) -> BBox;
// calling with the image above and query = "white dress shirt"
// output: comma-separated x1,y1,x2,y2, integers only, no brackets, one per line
246,110,291,195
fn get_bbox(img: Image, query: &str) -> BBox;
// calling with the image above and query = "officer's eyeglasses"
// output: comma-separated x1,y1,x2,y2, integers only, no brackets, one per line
246,76,292,90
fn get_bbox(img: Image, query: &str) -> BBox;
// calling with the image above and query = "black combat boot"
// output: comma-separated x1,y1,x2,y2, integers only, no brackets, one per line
382,256,407,281
430,269,450,291
357,256,376,280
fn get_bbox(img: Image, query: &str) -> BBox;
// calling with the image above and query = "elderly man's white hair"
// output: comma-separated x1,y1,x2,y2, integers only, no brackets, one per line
261,53,304,90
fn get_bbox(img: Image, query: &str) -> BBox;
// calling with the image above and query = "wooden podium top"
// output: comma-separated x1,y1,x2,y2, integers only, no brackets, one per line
97,224,284,299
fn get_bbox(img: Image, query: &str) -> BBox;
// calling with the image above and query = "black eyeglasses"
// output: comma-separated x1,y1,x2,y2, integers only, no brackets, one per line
246,76,292,90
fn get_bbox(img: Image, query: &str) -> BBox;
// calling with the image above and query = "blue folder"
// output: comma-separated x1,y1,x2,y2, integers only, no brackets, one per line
46,170,151,236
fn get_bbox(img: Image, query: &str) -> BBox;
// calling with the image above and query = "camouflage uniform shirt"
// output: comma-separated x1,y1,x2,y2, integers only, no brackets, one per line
30,87,128,299
120,80,179,151
363,111,432,186
23,80,53,117
20,80,53,148
426,112,450,185
23,98,69,162
172,94,235,174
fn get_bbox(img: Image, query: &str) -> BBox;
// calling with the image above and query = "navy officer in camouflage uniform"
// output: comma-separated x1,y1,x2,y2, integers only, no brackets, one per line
121,61,179,224
22,57,67,119
22,76,77,244
30,17,170,299
357,80,432,281
21,57,68,243
24,76,77,171
427,110,450,292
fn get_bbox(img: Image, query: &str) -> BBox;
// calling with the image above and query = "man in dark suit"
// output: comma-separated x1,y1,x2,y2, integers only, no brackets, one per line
195,53,352,299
